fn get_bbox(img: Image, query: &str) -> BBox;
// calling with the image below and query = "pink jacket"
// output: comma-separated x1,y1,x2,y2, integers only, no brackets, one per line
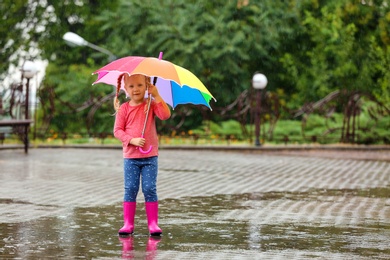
113,100,170,158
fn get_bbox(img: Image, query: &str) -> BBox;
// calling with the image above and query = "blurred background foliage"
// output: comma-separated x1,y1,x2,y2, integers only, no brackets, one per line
1,0,389,144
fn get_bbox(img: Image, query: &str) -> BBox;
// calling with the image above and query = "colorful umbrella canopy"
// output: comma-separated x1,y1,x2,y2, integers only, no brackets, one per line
92,56,215,109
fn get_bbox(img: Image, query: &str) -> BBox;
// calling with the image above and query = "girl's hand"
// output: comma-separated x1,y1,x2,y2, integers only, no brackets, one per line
148,84,164,103
148,84,159,98
129,137,145,147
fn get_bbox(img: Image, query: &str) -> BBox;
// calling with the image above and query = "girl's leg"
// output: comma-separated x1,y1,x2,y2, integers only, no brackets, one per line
140,157,162,236
119,159,141,236
124,158,141,202
140,156,158,202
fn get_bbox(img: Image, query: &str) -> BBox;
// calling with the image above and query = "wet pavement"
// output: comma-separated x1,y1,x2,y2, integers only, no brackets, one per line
0,147,389,259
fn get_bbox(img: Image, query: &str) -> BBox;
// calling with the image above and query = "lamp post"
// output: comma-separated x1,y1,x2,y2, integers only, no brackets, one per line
21,60,37,153
63,32,117,61
21,61,38,120
252,73,268,146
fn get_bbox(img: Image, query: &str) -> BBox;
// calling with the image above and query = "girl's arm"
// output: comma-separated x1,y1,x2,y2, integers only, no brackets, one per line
153,99,171,120
113,107,134,146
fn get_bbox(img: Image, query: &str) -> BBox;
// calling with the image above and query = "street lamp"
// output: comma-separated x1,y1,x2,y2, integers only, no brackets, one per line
20,60,38,153
252,73,268,146
21,60,38,120
63,31,118,135
63,32,117,61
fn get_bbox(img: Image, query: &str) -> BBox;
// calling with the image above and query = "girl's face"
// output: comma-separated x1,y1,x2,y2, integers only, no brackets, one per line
124,74,147,105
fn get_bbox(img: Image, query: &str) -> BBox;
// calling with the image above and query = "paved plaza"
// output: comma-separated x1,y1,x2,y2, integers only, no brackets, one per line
0,147,389,259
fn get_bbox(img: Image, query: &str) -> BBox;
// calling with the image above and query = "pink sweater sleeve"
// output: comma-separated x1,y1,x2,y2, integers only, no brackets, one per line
153,100,171,121
113,104,134,147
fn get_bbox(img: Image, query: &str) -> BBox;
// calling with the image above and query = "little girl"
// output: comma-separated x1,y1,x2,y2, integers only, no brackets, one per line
113,73,171,236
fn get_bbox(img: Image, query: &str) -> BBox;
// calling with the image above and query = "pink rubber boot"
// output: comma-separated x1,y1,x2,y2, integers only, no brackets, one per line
118,202,136,236
145,201,162,236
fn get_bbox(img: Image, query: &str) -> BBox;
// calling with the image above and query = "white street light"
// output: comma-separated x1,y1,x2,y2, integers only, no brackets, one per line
63,32,117,61
252,72,268,146
252,73,268,90
63,32,88,47
22,60,38,79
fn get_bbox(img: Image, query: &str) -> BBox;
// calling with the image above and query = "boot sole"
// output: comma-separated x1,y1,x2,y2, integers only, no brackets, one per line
150,232,162,237
118,231,134,237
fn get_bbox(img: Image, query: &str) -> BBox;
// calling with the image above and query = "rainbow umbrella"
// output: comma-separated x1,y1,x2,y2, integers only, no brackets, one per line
92,53,215,110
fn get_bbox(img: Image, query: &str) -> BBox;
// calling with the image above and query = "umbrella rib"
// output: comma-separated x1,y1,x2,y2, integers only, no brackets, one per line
170,80,176,109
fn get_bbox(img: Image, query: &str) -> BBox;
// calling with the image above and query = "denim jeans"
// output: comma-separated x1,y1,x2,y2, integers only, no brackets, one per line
123,156,158,202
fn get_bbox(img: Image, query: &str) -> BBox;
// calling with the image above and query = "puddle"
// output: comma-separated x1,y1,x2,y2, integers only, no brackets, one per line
0,199,33,205
0,189,389,259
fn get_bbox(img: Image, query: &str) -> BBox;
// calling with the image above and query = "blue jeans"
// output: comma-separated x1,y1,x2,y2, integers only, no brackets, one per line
123,156,158,202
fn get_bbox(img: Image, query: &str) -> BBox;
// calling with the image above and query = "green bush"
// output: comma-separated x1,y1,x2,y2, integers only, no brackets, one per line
191,106,388,145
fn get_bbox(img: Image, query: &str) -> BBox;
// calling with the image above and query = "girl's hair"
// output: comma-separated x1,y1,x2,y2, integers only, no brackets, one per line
113,73,152,112
113,73,125,112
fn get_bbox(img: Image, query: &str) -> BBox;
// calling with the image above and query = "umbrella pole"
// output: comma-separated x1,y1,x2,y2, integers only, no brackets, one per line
139,75,158,154
141,93,152,137
139,52,163,154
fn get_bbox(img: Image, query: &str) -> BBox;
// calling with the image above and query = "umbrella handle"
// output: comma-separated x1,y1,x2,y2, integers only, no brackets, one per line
139,134,153,154
139,145,153,154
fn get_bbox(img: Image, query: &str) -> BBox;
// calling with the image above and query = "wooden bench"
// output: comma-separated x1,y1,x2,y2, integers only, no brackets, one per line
0,119,33,153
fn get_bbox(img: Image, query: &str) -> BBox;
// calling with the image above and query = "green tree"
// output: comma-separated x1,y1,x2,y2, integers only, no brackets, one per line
1,0,117,81
41,63,114,135
278,0,389,143
0,0,46,84
92,0,297,132
1,0,120,137
278,0,390,108
34,0,120,136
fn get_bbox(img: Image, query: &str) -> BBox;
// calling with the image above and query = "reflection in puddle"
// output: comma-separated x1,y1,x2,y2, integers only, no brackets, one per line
119,236,161,259
0,188,389,258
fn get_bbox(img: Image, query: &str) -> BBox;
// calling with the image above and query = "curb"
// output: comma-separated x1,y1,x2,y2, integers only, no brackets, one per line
1,144,389,152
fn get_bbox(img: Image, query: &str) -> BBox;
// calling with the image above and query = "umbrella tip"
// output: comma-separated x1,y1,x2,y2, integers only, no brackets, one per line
158,52,163,60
